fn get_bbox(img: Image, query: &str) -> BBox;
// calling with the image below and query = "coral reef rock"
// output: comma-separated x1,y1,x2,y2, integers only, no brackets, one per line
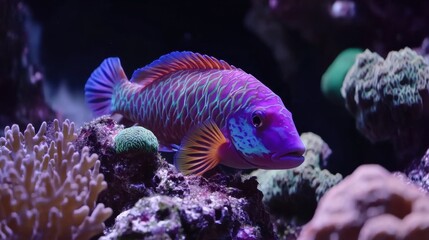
250,132,342,239
76,116,275,239
0,119,112,240
299,164,429,240
406,147,429,193
103,172,275,239
341,47,429,161
75,116,161,226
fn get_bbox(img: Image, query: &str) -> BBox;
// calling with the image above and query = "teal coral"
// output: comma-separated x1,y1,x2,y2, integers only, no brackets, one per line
341,48,429,142
114,126,159,155
321,48,363,104
0,119,112,240
250,132,342,232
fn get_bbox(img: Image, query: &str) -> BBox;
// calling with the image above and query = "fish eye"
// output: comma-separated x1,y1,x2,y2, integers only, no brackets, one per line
251,111,264,128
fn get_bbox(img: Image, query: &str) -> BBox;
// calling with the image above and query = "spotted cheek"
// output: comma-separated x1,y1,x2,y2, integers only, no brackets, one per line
228,117,270,159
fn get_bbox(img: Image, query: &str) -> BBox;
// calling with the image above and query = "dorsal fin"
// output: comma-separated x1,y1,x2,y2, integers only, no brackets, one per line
130,51,236,87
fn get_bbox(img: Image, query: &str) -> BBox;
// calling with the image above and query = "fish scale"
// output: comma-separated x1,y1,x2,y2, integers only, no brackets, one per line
114,69,265,146
85,51,306,175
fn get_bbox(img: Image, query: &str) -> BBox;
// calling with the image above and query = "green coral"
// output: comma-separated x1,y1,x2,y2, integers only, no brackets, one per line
114,126,159,156
250,132,342,225
321,48,363,104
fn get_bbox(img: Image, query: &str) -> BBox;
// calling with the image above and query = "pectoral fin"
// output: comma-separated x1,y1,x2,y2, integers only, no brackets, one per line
174,119,227,176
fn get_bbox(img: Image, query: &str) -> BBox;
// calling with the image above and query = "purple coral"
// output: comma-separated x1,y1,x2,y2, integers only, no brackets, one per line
0,119,111,239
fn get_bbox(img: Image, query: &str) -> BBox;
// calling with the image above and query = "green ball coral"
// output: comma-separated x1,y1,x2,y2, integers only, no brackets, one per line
114,126,159,155
321,48,363,104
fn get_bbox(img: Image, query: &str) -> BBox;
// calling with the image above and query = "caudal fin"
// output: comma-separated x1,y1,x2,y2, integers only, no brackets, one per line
85,58,127,116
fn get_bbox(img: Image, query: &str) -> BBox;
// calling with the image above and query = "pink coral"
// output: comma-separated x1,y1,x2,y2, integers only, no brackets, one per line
299,164,429,240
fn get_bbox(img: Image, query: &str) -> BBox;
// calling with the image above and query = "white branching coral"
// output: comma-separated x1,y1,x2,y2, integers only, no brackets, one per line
0,119,112,240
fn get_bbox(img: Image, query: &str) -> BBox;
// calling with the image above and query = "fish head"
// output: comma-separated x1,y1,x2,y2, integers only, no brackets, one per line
227,105,305,169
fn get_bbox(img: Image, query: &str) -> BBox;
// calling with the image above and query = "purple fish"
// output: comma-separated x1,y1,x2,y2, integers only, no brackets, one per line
85,51,305,175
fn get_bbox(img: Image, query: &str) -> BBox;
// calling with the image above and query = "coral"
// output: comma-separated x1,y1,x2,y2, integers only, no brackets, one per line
341,47,429,161
321,48,363,104
114,126,158,156
75,116,161,227
299,164,429,240
0,119,112,240
102,173,275,239
250,132,342,238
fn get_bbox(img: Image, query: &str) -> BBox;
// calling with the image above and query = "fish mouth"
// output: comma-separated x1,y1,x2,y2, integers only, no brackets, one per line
271,148,306,167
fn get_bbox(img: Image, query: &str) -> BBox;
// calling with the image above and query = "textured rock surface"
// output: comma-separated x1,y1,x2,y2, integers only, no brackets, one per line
75,116,161,227
250,132,342,239
76,116,276,238
299,164,429,240
102,172,275,239
405,148,429,193
341,48,429,161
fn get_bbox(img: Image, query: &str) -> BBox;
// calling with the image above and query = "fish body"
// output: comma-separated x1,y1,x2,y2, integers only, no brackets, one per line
85,51,305,175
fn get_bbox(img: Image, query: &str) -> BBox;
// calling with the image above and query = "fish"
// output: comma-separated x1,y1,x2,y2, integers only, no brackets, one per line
85,51,306,175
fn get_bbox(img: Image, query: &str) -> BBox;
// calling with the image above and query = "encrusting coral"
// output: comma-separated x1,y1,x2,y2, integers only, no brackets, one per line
341,47,429,161
250,132,342,238
0,119,112,240
299,164,429,240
